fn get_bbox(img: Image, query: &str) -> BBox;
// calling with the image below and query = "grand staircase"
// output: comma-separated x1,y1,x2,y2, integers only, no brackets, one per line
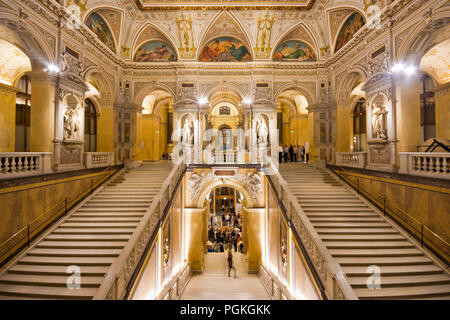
0,162,173,299
279,163,450,300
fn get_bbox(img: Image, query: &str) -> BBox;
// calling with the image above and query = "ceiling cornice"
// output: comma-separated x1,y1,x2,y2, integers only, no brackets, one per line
133,0,317,11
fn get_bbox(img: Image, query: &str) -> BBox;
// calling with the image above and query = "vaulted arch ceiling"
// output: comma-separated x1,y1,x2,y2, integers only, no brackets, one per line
71,1,380,62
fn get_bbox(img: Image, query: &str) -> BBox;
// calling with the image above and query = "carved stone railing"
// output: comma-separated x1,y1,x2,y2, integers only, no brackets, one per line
85,152,114,168
214,150,236,164
93,162,186,300
0,152,52,180
156,264,191,300
258,264,294,300
268,168,358,300
336,152,367,169
399,152,450,180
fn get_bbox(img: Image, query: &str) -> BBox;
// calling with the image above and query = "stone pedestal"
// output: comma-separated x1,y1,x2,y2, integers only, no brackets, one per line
366,139,397,172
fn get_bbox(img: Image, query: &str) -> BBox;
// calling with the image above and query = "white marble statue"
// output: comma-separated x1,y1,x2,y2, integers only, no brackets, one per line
182,119,194,145
64,108,81,140
372,104,388,140
257,118,269,145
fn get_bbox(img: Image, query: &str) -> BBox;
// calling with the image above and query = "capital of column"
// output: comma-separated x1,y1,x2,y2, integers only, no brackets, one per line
26,72,57,85
0,83,20,96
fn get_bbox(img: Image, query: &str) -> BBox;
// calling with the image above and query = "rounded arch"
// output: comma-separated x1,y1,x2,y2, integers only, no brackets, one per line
396,11,450,63
131,22,180,62
0,11,55,71
273,83,317,106
84,66,113,100
270,22,320,61
196,180,255,209
335,68,367,102
134,82,176,107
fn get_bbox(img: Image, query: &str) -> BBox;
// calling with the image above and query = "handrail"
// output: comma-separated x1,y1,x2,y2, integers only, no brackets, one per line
0,164,120,265
266,163,358,300
93,162,186,300
332,164,450,263
266,174,327,300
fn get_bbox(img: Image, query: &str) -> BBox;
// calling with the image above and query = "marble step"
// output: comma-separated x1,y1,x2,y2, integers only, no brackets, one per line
36,241,127,249
348,274,450,288
342,265,445,277
27,248,122,257
323,241,413,249
355,284,450,299
335,256,433,266
0,284,96,299
17,256,115,266
0,274,104,288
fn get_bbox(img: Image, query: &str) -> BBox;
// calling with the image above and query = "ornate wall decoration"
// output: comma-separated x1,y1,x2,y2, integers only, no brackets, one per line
199,37,251,62
255,13,274,59
273,40,316,61
134,40,177,62
242,171,262,201
176,13,196,59
188,171,211,201
85,12,117,53
334,12,366,53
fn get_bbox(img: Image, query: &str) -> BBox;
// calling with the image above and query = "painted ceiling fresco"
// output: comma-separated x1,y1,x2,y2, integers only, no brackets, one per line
85,12,117,53
0,39,32,86
199,37,251,62
134,41,177,62
273,40,316,61
420,39,450,85
66,1,383,62
334,12,365,53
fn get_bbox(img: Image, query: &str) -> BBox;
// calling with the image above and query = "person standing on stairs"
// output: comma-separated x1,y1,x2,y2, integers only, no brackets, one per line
289,145,294,162
227,249,237,278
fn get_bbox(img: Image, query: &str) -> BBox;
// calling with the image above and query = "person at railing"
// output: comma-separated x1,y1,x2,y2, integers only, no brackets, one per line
278,144,283,163
289,145,294,162
284,145,289,162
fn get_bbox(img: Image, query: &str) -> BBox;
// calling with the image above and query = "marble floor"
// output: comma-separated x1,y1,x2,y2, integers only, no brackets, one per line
180,251,270,300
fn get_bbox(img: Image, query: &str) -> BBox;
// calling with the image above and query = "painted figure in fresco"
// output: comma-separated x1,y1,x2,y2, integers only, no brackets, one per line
134,41,176,62
86,12,116,52
273,41,316,61
199,37,251,62
335,13,365,52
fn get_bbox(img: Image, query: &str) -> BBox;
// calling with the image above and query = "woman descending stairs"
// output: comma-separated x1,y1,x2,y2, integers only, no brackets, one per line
279,163,450,300
0,162,174,300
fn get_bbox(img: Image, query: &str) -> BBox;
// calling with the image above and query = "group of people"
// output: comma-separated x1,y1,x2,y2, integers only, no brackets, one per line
207,207,244,254
278,144,308,163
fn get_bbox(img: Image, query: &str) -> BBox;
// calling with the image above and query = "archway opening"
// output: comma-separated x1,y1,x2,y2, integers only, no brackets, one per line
206,186,245,254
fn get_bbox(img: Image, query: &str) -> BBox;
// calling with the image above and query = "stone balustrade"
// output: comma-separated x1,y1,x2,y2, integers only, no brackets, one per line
94,163,186,300
399,152,450,180
336,152,367,168
214,150,236,164
258,264,294,300
268,168,357,300
0,153,52,180
85,152,114,168
157,264,191,300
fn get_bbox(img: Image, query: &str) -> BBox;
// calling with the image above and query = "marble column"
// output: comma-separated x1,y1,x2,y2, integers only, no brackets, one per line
335,98,352,153
0,84,19,152
184,207,206,273
28,73,56,153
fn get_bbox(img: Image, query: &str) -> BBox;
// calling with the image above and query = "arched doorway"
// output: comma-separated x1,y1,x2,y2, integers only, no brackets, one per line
15,75,31,152
84,98,97,152
206,186,245,254
352,98,366,152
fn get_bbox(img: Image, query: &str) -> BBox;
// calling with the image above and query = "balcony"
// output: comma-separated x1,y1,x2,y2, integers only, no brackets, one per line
399,152,449,180
336,152,367,169
0,152,52,180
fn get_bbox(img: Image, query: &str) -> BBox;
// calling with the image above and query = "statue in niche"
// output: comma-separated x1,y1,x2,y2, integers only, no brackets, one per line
182,118,194,145
256,116,269,146
64,107,81,140
372,104,388,139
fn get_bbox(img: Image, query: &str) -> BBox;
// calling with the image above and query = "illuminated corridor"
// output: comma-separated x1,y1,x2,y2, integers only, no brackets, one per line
180,252,270,300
